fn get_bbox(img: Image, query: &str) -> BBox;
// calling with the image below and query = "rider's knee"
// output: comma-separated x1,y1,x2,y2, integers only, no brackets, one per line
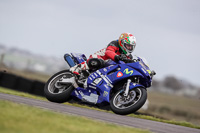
87,58,105,70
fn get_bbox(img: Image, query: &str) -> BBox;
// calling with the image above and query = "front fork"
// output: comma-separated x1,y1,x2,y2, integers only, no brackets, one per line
123,78,146,96
124,79,131,96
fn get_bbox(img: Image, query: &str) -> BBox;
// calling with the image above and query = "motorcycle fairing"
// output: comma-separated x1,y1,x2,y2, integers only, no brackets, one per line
71,53,87,64
129,83,145,90
104,64,144,85
127,62,150,78
71,62,147,103
70,53,152,104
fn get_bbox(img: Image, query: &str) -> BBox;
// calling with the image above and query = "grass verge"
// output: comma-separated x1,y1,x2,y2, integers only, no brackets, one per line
0,87,200,129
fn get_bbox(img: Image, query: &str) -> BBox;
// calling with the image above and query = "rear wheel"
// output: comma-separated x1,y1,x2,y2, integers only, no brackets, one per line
110,87,147,115
44,70,75,103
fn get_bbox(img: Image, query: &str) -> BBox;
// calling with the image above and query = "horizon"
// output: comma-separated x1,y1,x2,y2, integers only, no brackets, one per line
0,0,200,86
1,43,199,88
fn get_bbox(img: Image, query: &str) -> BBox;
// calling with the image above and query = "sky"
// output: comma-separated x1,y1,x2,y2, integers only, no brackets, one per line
0,0,200,86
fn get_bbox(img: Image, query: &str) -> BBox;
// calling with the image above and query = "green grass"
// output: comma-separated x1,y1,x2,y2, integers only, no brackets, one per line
0,100,151,133
0,87,200,129
145,91,200,126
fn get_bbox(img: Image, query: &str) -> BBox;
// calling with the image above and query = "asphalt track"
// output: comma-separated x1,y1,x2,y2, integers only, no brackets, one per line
0,93,199,133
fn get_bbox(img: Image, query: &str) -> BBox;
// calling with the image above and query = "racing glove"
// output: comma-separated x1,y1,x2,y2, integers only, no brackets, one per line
114,54,134,63
114,55,121,61
114,54,127,61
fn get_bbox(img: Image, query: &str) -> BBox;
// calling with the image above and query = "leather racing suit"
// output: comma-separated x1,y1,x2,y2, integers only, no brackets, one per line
70,40,132,75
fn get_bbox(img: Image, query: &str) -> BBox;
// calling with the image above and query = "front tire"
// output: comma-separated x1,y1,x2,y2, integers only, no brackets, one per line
44,70,75,103
110,87,147,115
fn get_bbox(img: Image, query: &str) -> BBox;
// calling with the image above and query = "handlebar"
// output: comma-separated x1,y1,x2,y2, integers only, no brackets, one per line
118,54,137,63
121,59,136,63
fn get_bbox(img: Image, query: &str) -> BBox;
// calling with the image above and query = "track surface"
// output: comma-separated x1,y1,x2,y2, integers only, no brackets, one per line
0,93,199,133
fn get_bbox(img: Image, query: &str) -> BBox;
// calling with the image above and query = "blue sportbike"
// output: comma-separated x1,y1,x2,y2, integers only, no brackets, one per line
44,53,156,115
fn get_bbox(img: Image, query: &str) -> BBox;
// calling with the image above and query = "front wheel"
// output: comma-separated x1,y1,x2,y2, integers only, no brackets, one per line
110,87,147,115
44,70,75,103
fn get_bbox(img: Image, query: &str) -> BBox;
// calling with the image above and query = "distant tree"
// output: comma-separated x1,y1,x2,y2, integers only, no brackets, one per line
0,54,5,66
151,79,160,89
197,89,200,98
163,76,183,90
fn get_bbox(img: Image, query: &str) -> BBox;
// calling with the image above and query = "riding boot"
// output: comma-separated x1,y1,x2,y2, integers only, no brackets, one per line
70,61,89,75
70,61,89,87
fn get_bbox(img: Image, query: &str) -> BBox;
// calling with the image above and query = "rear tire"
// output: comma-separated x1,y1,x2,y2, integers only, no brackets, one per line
110,87,147,115
44,70,75,103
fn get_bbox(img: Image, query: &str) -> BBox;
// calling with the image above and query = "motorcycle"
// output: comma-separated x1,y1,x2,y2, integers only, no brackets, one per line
44,53,156,115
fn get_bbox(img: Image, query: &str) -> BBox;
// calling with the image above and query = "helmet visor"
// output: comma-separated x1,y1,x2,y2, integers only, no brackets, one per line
124,43,134,51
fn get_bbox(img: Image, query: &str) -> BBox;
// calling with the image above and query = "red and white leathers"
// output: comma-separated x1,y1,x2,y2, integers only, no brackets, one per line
70,40,132,75
69,61,89,75
90,40,122,60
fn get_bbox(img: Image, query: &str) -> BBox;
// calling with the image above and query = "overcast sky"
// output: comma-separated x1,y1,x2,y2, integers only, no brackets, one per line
0,0,200,86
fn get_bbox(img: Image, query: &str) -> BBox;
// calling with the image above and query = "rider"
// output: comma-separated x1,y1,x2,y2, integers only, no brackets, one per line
70,32,136,75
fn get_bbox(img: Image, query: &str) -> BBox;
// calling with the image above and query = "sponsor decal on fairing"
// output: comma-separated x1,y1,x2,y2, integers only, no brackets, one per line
117,71,123,77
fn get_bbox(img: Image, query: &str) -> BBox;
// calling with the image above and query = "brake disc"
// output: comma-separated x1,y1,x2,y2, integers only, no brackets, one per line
117,90,136,104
